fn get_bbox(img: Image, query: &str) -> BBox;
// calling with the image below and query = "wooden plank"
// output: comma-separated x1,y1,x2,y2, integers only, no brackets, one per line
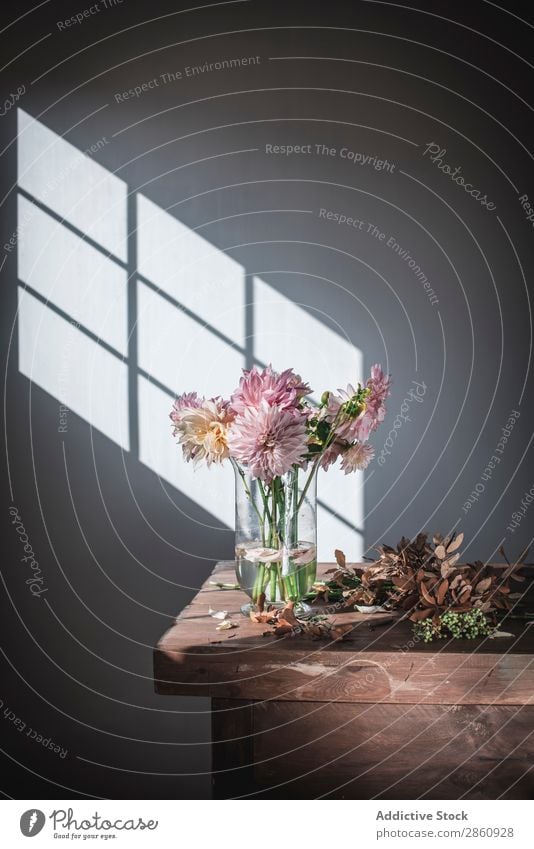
154,563,534,704
159,563,534,655
155,644,534,704
249,702,534,800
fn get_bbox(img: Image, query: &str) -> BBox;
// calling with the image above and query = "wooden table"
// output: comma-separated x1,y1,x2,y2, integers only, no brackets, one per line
154,562,534,799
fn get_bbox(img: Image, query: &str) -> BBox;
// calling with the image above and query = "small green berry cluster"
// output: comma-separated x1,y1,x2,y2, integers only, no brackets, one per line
413,609,493,643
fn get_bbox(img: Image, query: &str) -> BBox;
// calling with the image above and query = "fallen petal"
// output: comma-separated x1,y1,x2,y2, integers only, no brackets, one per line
216,621,238,631
355,604,388,614
209,607,229,620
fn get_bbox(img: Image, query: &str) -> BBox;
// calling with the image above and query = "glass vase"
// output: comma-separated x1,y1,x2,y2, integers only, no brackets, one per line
233,460,317,610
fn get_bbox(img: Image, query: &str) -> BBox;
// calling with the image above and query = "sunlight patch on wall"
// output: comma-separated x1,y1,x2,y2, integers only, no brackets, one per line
17,108,127,260
137,193,245,346
17,195,128,355
18,289,129,450
137,280,243,399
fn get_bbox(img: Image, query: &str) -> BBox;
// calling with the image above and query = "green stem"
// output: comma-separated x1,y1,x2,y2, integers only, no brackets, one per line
257,479,272,527
233,460,266,543
269,565,277,601
271,482,278,548
291,467,299,546
296,455,320,513
296,407,347,513
252,563,265,603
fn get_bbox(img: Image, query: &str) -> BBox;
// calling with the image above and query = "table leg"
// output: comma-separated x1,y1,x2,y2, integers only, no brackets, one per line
211,698,256,799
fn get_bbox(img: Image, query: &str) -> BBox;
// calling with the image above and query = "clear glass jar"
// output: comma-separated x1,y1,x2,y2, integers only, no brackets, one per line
233,461,317,607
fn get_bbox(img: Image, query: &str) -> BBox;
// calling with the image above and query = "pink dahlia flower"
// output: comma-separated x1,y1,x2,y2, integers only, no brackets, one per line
327,364,391,443
230,365,310,416
326,384,361,441
365,363,391,425
171,396,234,467
340,442,375,474
319,439,347,471
170,391,203,431
228,401,308,482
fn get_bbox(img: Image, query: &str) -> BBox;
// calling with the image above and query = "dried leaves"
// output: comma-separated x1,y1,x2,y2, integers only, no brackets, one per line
252,599,353,641
377,533,530,624
245,533,529,642
329,533,528,627
323,548,392,607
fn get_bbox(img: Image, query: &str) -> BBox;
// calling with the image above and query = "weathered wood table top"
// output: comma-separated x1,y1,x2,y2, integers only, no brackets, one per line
155,562,534,706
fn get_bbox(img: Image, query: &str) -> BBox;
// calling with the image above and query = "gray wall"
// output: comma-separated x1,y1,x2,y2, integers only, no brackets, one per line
1,0,533,799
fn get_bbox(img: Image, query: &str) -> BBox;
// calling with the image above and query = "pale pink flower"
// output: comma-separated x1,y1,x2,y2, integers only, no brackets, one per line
340,442,375,474
351,411,374,442
326,384,371,442
228,401,308,482
326,365,390,443
230,365,310,416
170,391,203,431
172,397,234,467
319,439,347,471
325,384,360,441
365,363,391,424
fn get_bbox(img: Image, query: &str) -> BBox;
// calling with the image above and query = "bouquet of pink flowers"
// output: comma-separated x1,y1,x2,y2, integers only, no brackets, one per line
170,363,390,479
170,364,390,607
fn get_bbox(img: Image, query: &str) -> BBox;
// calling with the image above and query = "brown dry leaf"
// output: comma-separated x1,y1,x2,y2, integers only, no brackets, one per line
330,624,354,641
437,579,449,604
458,586,472,602
324,568,345,583
335,549,346,568
249,607,277,624
446,533,464,554
401,592,420,611
434,544,447,560
420,582,436,607
410,608,433,621
392,575,415,590
475,577,492,593
273,622,295,636
281,600,298,621
273,601,300,634
443,553,461,568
